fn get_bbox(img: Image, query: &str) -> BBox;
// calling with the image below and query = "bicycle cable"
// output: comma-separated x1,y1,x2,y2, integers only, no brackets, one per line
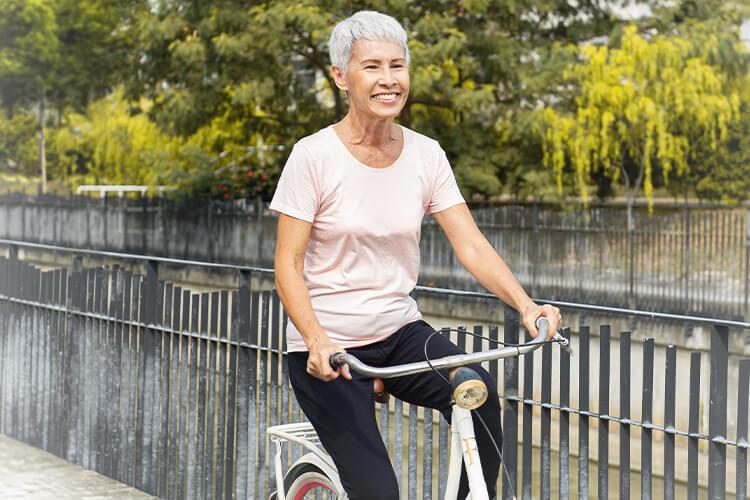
421,326,562,500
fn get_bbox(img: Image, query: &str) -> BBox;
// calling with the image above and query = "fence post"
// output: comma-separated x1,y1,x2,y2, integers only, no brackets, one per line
687,352,701,500
579,326,591,499
744,208,749,322
684,206,691,314
8,245,18,261
255,198,264,265
708,324,728,499
501,305,519,500
559,327,571,500
540,336,552,500
8,244,18,261
619,331,631,500
736,359,750,500
598,325,611,500
628,218,635,310
207,198,214,263
531,203,539,298
641,338,654,500
136,259,159,493
664,345,677,500
140,198,148,253
72,255,83,274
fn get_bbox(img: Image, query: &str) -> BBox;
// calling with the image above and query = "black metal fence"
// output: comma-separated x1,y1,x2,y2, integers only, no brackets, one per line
2,194,749,320
425,204,750,320
1,242,749,499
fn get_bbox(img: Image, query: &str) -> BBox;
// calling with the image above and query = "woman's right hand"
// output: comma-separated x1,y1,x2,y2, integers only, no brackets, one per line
307,337,352,381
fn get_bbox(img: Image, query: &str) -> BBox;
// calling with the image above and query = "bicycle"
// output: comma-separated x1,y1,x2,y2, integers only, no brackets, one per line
267,318,572,500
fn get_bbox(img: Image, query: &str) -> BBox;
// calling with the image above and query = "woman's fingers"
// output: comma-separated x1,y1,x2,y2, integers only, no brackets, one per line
307,344,348,381
523,303,562,339
539,304,562,338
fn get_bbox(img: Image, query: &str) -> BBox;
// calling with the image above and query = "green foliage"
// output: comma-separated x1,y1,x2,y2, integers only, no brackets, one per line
50,0,145,111
50,90,178,186
48,90,281,199
0,0,58,111
127,0,628,200
669,84,750,204
0,0,146,191
542,25,743,207
4,0,750,203
0,112,37,175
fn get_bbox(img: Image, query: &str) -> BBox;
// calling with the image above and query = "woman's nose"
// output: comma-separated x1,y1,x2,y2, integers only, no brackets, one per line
379,67,397,86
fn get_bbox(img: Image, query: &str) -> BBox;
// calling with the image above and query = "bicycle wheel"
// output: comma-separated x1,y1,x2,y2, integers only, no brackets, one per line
283,463,339,500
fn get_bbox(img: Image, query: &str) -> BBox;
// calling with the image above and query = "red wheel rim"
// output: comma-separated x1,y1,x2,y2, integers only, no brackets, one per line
293,480,334,500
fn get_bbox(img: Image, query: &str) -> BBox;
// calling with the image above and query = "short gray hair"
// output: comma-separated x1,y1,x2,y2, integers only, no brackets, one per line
328,11,410,73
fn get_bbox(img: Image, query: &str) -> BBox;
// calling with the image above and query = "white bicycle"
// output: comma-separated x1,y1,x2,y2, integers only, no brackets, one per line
268,318,572,500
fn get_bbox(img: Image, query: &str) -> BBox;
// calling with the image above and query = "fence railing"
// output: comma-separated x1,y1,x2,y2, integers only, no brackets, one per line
1,194,748,320
1,242,749,499
424,203,750,320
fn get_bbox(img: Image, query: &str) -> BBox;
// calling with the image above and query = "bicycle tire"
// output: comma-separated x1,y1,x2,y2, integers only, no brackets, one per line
283,463,339,500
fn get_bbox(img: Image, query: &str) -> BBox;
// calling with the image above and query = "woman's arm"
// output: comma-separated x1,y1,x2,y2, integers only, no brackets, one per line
431,203,561,337
275,214,350,380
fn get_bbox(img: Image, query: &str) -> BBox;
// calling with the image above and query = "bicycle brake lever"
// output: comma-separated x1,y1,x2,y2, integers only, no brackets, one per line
552,332,575,357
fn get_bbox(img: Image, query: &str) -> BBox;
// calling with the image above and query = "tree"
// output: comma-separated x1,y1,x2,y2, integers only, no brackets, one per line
49,89,283,200
542,26,740,226
0,0,145,192
0,0,58,191
0,111,38,175
50,0,145,113
128,0,636,199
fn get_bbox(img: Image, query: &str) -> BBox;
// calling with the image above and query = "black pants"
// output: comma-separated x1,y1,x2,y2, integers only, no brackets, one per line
288,320,502,499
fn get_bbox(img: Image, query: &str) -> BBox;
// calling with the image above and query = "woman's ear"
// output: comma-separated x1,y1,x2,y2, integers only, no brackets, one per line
331,65,348,91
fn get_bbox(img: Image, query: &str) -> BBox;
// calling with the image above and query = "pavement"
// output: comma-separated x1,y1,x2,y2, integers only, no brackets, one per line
0,434,154,499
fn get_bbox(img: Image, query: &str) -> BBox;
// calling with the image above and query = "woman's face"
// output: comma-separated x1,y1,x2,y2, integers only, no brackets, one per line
333,39,410,121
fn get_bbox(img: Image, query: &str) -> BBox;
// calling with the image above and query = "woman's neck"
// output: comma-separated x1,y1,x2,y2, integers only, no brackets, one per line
336,112,399,147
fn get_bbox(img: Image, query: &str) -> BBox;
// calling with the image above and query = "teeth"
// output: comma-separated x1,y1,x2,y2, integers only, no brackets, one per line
373,93,398,101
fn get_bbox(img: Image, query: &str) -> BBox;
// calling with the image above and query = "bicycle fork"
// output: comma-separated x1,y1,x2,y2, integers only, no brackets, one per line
444,406,490,500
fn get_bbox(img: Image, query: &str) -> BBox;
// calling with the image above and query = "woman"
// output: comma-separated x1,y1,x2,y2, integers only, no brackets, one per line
271,10,561,499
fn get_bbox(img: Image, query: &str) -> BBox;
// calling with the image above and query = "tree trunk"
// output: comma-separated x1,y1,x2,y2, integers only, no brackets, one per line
38,93,47,194
626,193,635,231
624,154,647,231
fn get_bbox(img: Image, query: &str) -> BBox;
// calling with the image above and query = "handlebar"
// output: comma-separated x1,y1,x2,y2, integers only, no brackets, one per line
330,318,573,379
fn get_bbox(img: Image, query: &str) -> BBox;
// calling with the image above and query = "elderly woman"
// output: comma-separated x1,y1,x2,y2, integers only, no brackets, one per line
271,10,561,499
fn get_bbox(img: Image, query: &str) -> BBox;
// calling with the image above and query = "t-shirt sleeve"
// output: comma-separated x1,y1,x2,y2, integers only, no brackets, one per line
269,144,320,223
428,149,465,213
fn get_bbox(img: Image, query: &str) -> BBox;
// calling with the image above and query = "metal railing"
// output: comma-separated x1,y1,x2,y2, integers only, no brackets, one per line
1,195,749,319
0,241,749,499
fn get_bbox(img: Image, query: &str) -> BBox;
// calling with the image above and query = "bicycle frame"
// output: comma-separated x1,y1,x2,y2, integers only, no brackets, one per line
445,405,489,500
268,323,571,499
268,422,344,499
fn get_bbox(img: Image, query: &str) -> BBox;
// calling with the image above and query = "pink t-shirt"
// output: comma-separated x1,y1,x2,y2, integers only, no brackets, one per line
270,125,465,352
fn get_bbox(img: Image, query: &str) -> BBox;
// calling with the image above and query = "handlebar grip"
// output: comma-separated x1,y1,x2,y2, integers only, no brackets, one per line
535,316,549,339
329,352,347,370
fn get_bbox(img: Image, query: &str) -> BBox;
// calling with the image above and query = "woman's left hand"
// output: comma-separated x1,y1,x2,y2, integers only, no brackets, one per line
521,303,562,339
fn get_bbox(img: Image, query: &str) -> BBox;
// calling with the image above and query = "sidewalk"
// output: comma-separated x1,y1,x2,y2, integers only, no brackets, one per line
0,434,154,499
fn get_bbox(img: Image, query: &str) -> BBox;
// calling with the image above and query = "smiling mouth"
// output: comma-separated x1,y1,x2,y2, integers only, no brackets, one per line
371,93,400,102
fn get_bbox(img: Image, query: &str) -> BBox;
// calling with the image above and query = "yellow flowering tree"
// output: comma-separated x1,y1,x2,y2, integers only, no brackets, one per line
51,90,179,188
542,26,740,225
50,90,284,199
